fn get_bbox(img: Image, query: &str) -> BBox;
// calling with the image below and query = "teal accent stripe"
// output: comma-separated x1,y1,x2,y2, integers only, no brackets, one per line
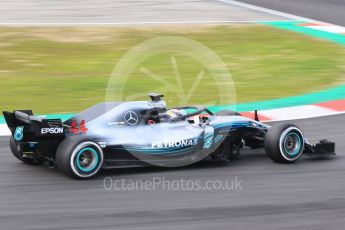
210,84,345,113
263,21,345,46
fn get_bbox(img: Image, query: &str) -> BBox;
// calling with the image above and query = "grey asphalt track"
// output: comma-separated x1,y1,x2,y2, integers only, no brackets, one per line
2,0,344,25
236,0,345,26
0,0,286,23
0,114,345,230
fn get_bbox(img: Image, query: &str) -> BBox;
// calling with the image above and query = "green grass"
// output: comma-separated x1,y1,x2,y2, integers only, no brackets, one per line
0,25,344,114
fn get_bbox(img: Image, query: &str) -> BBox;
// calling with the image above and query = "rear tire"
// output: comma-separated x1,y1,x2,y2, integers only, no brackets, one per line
265,123,304,163
10,136,43,165
216,110,240,116
56,136,104,179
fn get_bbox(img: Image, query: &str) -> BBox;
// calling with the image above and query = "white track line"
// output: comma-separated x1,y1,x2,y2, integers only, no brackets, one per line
260,105,336,121
216,0,324,24
264,111,345,123
0,20,299,26
0,124,11,136
305,25,345,34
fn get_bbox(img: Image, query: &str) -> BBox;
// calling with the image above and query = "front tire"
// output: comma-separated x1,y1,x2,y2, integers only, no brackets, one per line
265,123,304,163
56,136,104,179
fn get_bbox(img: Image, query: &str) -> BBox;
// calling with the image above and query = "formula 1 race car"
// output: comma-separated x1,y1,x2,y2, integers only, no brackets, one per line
3,93,335,179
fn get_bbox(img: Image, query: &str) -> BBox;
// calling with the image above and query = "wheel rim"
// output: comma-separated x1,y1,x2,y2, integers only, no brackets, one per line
283,132,301,157
278,127,304,161
75,147,99,173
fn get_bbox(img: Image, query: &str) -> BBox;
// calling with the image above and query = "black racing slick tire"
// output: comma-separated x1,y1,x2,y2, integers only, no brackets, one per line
265,123,305,163
10,136,43,165
56,136,104,179
216,110,240,116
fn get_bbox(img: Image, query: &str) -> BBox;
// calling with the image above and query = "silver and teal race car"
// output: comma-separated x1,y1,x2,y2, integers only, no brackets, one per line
3,93,335,179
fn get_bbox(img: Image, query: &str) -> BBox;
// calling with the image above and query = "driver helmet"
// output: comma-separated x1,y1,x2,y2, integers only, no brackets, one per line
163,109,184,120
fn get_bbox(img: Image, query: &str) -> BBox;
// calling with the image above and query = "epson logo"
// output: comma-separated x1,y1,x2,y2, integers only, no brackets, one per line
41,127,64,134
152,139,198,148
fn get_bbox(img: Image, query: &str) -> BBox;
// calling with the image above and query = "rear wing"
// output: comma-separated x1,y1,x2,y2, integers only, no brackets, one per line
2,110,65,141
3,110,43,131
3,110,43,127
12,110,43,124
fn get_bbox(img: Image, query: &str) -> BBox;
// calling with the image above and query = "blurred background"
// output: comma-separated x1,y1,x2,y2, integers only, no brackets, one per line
1,0,344,115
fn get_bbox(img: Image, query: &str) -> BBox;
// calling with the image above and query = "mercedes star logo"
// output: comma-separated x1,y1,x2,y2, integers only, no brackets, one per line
124,111,139,126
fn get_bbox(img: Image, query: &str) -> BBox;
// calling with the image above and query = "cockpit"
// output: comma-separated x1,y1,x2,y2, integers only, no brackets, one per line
144,93,212,126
